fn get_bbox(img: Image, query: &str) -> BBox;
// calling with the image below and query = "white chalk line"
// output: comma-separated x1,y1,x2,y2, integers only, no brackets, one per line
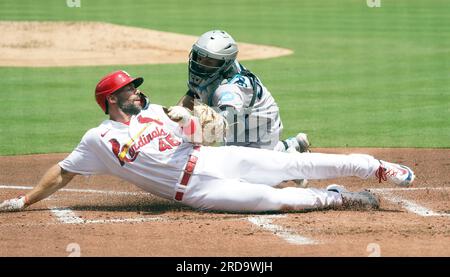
0,184,149,196
3,212,243,227
85,217,164,224
378,192,449,217
49,206,165,224
1,185,161,226
372,187,450,217
371,187,449,192
50,207,84,224
247,215,318,246
0,217,167,227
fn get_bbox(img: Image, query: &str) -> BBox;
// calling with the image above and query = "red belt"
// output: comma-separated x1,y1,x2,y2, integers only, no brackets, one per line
174,145,200,201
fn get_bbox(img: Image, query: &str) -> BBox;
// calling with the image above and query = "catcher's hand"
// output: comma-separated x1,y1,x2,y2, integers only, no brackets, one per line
0,195,28,212
193,103,228,146
296,133,311,153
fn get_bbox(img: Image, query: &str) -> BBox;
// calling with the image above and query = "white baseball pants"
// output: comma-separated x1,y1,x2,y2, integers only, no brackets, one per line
180,146,380,212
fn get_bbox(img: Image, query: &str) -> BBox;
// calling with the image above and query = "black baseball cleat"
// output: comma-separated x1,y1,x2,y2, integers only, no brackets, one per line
327,185,379,210
340,190,380,210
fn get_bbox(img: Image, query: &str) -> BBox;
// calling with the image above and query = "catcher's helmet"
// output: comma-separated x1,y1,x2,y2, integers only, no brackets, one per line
188,30,238,91
95,70,143,114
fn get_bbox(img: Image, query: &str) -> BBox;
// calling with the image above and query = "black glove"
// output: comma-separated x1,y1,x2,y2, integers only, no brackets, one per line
137,90,150,110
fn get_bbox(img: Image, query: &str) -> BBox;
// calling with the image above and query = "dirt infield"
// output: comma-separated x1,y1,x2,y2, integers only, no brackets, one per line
0,148,449,256
0,21,292,67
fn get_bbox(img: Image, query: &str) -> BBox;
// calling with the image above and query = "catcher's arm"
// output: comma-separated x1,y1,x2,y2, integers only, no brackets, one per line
0,164,76,212
176,92,195,110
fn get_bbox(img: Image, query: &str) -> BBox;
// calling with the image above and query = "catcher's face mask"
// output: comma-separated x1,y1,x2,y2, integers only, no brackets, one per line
188,30,238,91
190,51,225,76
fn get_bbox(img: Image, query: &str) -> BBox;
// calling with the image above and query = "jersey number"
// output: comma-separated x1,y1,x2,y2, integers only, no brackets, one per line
159,134,181,151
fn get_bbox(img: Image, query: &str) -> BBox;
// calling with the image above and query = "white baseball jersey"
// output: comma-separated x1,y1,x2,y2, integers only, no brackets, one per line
59,104,382,212
59,104,194,199
193,62,283,149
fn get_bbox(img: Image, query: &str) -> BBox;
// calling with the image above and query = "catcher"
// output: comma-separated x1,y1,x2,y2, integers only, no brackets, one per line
177,30,310,153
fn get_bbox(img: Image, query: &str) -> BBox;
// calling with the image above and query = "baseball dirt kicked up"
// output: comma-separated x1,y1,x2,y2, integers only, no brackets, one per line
0,21,293,67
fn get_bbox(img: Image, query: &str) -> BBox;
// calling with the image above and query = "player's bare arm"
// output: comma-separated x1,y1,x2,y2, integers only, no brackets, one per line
0,165,77,211
27,165,77,206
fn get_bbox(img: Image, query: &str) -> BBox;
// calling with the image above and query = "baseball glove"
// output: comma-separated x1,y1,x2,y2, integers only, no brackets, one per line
193,103,228,146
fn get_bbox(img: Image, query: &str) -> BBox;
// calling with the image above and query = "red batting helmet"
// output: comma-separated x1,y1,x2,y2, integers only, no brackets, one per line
95,70,144,114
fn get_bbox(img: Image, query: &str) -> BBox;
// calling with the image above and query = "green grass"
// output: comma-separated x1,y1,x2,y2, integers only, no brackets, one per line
0,0,449,155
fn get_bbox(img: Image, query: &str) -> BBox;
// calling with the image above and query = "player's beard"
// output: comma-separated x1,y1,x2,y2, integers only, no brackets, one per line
117,96,142,115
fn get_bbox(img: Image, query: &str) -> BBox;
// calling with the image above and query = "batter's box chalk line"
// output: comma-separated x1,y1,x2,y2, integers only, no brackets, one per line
372,187,450,217
49,207,165,225
0,184,149,196
247,215,318,245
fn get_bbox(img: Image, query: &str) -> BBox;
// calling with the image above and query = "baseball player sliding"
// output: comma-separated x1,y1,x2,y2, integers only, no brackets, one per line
0,70,415,213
